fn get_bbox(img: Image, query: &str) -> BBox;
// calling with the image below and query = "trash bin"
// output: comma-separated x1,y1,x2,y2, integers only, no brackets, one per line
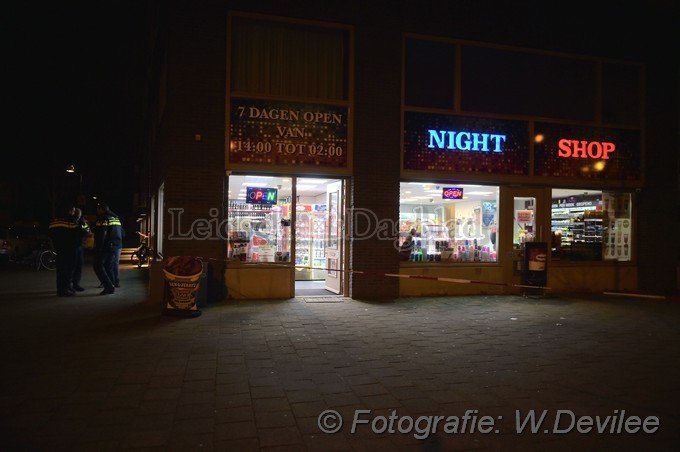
522,242,548,296
162,256,204,317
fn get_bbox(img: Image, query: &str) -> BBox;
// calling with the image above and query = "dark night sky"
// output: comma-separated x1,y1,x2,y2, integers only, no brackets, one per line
4,1,678,228
5,3,147,226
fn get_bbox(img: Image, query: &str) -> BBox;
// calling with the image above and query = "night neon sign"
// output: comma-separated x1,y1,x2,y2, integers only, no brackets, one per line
427,129,507,152
442,187,464,200
246,187,278,205
557,139,616,159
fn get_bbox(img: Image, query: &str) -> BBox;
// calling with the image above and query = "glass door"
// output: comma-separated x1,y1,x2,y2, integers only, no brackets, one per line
324,180,344,294
501,187,550,290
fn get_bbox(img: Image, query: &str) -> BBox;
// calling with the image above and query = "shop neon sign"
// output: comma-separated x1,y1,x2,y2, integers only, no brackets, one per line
427,129,507,152
246,186,278,205
557,139,616,159
442,187,464,199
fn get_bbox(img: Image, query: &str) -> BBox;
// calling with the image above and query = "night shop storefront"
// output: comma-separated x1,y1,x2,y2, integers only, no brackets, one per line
398,111,640,296
225,98,352,299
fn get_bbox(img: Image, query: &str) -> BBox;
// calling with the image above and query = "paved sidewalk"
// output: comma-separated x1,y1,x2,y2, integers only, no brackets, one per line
0,261,678,451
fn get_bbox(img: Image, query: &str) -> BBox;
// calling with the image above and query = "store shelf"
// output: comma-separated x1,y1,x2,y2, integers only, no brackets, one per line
551,206,603,247
295,207,326,279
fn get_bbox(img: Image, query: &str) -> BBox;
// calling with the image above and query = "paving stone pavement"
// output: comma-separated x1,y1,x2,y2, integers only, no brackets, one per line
0,258,679,451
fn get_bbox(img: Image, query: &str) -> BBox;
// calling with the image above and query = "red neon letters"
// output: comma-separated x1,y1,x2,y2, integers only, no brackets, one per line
558,139,616,159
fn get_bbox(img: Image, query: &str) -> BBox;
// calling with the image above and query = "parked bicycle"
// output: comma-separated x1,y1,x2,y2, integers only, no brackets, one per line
130,231,152,268
9,238,56,271
37,242,57,271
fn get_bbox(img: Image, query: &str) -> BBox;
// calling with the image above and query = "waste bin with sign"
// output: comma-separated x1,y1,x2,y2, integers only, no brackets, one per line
522,242,548,296
162,256,204,317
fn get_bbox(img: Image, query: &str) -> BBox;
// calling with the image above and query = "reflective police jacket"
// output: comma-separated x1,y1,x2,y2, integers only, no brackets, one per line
94,213,123,251
49,215,86,254
76,217,91,249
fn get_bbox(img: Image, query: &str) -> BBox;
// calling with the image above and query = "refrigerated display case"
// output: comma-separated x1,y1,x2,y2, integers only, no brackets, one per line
295,205,327,280
311,212,326,278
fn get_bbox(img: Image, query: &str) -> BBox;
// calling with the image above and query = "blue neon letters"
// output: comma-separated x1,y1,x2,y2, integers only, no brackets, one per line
427,129,506,152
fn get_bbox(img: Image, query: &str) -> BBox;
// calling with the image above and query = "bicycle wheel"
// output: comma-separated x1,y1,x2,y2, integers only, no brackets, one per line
40,250,57,271
137,248,148,268
130,250,140,266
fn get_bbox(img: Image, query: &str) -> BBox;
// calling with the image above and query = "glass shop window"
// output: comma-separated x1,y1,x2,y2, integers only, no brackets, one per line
551,189,633,262
227,175,292,263
399,182,499,263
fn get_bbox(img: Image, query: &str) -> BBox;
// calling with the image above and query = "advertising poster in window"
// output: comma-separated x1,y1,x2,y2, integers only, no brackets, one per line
327,192,338,249
403,112,530,175
482,201,496,227
327,258,338,278
229,98,349,169
602,193,631,261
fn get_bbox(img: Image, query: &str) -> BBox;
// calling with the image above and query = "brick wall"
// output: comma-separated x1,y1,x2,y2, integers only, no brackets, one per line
349,25,402,300
159,1,228,301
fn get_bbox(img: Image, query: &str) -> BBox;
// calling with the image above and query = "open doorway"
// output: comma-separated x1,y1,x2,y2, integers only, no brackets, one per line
294,177,345,296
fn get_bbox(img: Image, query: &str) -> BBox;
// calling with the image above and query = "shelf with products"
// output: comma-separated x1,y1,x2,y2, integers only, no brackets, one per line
295,206,327,278
227,201,291,262
551,209,603,247
311,213,326,269
400,208,496,262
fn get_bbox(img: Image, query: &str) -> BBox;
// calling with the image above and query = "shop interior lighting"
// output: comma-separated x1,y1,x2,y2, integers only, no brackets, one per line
298,178,328,184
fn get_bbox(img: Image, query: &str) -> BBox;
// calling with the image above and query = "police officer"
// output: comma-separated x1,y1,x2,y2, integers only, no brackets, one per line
93,203,123,295
49,204,85,296
71,208,90,291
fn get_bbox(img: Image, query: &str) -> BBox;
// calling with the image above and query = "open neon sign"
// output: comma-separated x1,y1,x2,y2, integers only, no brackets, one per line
442,187,464,200
246,187,278,205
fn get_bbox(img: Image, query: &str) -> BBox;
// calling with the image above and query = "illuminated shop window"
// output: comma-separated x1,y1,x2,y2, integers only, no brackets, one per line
399,182,499,263
551,189,633,262
227,175,292,263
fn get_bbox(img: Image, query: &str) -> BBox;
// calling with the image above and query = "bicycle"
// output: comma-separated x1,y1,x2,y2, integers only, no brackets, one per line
10,239,56,271
130,231,151,268
37,247,57,271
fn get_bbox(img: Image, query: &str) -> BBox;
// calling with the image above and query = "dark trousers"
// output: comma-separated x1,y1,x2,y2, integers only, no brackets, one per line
107,247,122,286
55,249,77,294
72,247,84,287
93,249,115,290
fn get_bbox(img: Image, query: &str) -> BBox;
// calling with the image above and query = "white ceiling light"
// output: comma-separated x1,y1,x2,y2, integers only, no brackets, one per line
299,178,329,184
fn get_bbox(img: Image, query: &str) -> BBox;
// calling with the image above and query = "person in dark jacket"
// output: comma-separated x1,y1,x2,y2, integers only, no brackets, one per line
399,228,416,261
107,208,124,288
71,208,90,291
49,204,86,296
93,203,123,295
